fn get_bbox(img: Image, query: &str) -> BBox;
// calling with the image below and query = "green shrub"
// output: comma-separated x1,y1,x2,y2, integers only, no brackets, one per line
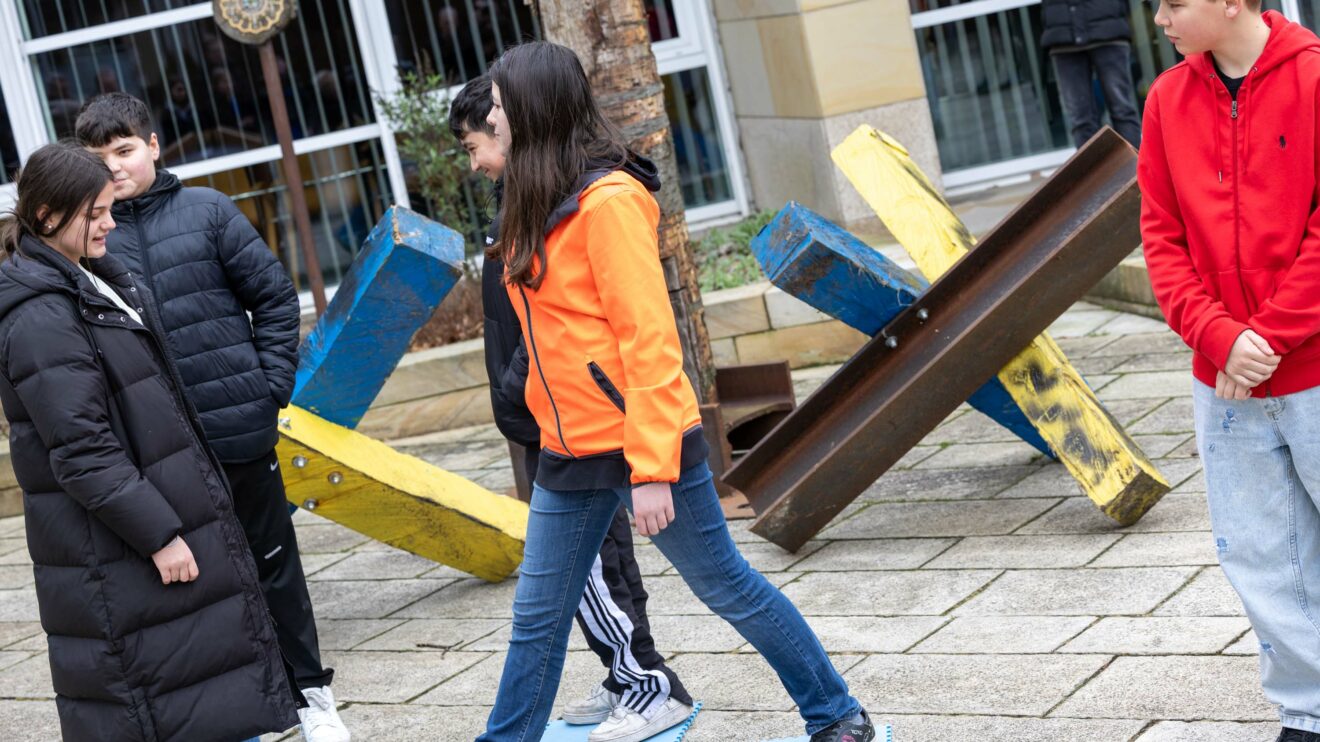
694,210,774,292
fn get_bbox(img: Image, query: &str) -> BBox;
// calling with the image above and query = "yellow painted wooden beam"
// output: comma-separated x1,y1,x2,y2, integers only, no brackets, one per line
277,406,527,582
831,126,1168,525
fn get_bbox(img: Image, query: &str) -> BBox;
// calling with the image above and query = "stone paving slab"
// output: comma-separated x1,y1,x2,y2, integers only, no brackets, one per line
845,653,1110,716
0,588,37,623
993,464,1086,499
1128,398,1196,434
1099,371,1196,400
913,441,1047,470
924,534,1121,569
0,622,39,650
801,616,947,654
306,578,452,620
1223,630,1259,655
1153,568,1244,617
1052,656,1274,721
955,568,1197,616
1058,617,1251,655
0,655,51,699
788,538,958,571
819,499,1061,539
1090,532,1219,567
323,649,490,703
307,550,447,581
780,570,999,616
1133,721,1281,741
354,618,511,652
908,616,1095,654
1130,434,1196,459
392,577,519,620
316,618,407,651
0,700,60,742
881,715,1148,742
860,466,1038,502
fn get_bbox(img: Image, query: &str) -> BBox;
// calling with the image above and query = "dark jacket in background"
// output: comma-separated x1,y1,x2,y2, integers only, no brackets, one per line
105,170,300,463
1040,0,1132,50
0,238,297,741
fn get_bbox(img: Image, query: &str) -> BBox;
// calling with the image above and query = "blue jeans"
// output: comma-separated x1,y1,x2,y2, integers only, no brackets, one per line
1194,381,1320,732
477,462,861,741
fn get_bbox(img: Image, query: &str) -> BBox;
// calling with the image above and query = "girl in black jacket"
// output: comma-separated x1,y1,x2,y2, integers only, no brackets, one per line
0,141,297,741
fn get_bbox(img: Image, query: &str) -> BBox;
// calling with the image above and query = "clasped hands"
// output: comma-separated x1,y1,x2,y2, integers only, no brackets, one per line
1217,329,1281,400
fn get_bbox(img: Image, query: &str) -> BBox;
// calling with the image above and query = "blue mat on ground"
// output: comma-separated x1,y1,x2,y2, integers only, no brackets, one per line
541,702,702,741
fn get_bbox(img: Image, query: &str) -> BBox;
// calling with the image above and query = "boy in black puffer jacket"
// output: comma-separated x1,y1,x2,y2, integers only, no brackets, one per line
76,93,348,742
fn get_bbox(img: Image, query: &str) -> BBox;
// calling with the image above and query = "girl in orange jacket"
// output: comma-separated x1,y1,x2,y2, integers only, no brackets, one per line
474,42,874,742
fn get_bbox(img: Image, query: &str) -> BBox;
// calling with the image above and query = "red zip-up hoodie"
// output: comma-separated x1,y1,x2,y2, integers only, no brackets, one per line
1139,11,1320,396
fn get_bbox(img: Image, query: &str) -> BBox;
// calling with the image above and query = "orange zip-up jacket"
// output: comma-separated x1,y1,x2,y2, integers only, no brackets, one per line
506,168,706,488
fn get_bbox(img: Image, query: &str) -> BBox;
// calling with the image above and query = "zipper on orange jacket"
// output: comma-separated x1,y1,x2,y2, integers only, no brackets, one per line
518,285,575,457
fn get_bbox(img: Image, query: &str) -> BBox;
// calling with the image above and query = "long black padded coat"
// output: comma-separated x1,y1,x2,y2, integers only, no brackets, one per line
0,236,298,741
105,170,300,464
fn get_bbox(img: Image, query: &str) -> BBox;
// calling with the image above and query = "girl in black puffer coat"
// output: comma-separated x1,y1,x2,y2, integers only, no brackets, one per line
0,142,297,741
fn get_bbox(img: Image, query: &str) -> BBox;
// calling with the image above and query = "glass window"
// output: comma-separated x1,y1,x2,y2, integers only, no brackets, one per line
663,68,732,208
18,1,200,40
384,0,540,83
1,90,17,185
646,0,680,42
188,140,394,290
30,0,373,165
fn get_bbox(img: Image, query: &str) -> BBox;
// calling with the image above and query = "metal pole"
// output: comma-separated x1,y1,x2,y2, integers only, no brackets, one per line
259,40,327,315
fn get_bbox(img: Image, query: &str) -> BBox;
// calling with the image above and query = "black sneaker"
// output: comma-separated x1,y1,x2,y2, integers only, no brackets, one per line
1277,728,1320,742
809,709,876,742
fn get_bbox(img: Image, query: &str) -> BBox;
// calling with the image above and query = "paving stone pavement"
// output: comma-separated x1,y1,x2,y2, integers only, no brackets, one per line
0,302,1293,742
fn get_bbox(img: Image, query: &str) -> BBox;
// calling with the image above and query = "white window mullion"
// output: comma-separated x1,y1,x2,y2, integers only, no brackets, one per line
20,3,213,55
170,123,382,181
1282,0,1303,23
0,0,50,160
680,0,752,220
348,0,410,210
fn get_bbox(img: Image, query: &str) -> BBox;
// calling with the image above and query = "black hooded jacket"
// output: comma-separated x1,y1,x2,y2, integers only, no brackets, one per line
0,237,297,740
105,171,300,463
481,155,663,468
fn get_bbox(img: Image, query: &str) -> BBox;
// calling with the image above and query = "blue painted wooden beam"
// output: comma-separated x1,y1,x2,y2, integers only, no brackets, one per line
292,206,464,429
750,202,1054,457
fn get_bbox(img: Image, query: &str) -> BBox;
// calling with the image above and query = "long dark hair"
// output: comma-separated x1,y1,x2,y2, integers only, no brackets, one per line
489,41,628,289
0,141,113,258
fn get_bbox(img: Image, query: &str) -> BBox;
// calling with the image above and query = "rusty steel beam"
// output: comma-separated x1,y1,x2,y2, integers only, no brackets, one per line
723,130,1149,552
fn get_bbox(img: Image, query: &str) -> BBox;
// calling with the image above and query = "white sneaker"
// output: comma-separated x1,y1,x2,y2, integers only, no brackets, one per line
298,686,350,742
587,698,693,742
561,683,621,725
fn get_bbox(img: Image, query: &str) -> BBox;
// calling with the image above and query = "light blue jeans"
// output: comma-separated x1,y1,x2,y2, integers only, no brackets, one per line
476,462,861,741
1194,381,1320,732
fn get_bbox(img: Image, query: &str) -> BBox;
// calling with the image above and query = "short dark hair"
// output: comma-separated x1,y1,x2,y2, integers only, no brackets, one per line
75,92,154,147
448,75,495,141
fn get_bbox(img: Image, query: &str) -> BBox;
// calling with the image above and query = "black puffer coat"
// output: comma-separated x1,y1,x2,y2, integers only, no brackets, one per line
0,237,298,741
1040,0,1132,50
106,171,300,463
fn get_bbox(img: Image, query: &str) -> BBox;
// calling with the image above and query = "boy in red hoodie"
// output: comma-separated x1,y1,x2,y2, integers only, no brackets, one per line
1141,3,1320,740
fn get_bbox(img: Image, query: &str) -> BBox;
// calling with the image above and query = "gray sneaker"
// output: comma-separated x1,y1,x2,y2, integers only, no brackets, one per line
561,683,621,725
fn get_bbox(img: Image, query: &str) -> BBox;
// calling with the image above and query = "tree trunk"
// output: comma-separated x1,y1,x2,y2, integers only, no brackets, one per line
536,0,718,405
